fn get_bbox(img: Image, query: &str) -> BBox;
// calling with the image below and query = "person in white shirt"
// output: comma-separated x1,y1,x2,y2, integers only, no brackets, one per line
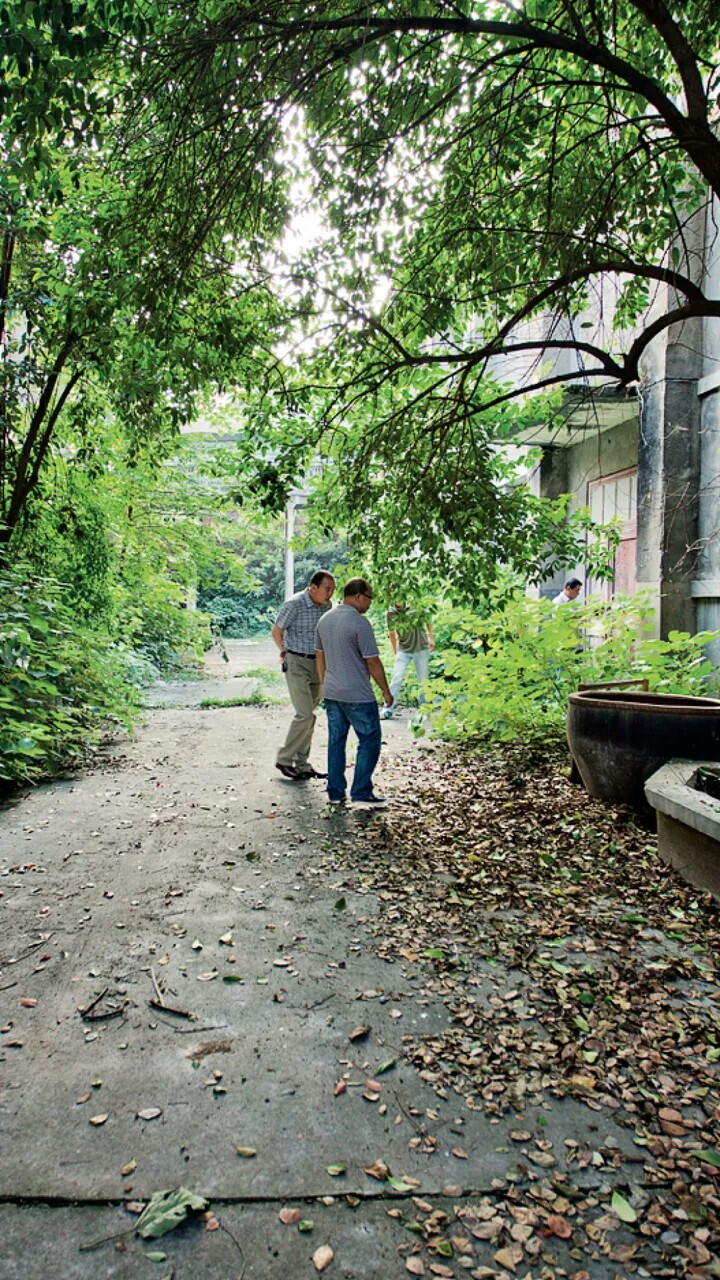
553,578,582,605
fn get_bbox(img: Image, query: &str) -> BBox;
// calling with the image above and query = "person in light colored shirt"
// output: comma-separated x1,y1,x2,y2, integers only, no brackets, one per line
271,571,335,780
552,578,582,605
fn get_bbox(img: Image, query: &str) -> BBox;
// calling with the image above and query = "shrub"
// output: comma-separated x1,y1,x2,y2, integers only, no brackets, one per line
0,566,141,785
111,575,211,674
429,593,720,744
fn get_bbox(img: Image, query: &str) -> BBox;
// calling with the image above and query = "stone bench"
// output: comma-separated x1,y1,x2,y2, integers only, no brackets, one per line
644,760,720,899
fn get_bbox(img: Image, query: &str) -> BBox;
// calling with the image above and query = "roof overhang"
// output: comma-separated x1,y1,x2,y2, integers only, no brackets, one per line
508,386,640,448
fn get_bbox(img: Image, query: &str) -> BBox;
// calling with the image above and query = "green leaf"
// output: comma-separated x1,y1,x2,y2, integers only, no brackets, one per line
386,1176,414,1194
136,1187,209,1239
695,1149,720,1168
435,1240,454,1257
326,1164,346,1176
375,1057,397,1074
144,1252,168,1263
423,947,445,960
334,897,347,910
611,1191,637,1224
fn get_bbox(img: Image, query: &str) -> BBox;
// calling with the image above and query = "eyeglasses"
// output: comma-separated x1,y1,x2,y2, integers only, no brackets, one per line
360,591,373,600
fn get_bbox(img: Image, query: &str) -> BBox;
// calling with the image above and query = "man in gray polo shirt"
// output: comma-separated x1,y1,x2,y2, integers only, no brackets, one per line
271,570,335,780
315,577,393,806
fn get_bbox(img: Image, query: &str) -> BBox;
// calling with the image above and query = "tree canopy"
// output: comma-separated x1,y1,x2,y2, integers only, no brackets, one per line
130,0,719,589
3,1,720,590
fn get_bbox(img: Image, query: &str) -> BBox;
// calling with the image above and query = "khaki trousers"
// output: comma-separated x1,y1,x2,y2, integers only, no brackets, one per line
277,653,321,768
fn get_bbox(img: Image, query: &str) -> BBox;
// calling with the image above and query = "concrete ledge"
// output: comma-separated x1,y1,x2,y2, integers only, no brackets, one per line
645,760,720,898
698,370,720,398
690,579,720,599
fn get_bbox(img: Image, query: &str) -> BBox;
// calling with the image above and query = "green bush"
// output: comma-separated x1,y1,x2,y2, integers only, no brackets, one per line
111,575,212,674
429,593,720,744
0,566,141,785
198,529,350,638
198,589,275,639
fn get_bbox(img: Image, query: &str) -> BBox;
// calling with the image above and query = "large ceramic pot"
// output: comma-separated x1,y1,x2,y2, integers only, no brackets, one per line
567,680,720,809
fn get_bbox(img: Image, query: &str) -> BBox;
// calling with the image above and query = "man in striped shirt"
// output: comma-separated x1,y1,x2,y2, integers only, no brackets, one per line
271,571,336,780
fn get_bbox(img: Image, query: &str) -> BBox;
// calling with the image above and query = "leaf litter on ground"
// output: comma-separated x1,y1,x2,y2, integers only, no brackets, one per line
324,742,720,1278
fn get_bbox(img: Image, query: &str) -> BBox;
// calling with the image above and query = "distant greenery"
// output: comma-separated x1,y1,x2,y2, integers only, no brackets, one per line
198,524,349,637
429,594,720,745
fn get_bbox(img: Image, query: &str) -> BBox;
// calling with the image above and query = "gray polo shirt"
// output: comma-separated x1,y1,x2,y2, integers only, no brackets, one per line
315,605,379,702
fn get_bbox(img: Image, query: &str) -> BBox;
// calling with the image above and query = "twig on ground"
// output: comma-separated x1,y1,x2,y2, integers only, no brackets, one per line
149,998,195,1019
78,1226,135,1253
150,965,164,1006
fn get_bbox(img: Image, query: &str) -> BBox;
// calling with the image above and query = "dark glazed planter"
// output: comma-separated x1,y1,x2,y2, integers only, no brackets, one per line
567,684,720,810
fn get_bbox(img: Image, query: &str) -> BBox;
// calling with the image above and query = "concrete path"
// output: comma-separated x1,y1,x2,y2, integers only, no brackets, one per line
0,645,460,1278
0,643,643,1278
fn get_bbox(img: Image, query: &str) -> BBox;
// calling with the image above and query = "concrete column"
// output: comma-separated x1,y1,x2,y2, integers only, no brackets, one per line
660,313,703,635
694,197,720,663
284,500,296,600
635,331,666,633
538,446,572,599
637,208,706,638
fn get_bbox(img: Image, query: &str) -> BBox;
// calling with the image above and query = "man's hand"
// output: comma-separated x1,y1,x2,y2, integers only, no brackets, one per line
365,655,391,704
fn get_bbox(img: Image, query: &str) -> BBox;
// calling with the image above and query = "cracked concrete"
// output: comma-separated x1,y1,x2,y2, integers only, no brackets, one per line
0,642,643,1278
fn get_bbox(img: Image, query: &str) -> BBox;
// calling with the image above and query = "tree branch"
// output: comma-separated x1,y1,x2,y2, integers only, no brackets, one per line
236,9,720,197
629,0,708,122
4,338,77,538
623,299,720,381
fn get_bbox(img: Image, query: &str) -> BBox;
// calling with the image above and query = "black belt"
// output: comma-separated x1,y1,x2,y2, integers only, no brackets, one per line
286,649,316,659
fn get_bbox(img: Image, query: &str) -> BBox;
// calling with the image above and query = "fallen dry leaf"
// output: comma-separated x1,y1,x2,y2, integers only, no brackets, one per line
279,1207,303,1225
545,1214,573,1239
312,1245,334,1272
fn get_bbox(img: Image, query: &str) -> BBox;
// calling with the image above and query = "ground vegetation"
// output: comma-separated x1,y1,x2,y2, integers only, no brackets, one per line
429,593,720,744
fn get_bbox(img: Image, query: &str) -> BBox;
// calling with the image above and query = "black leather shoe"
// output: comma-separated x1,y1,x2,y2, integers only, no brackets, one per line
276,762,301,780
295,765,328,780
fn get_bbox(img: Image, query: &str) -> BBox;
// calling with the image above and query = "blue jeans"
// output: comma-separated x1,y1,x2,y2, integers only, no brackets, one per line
325,700,382,801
